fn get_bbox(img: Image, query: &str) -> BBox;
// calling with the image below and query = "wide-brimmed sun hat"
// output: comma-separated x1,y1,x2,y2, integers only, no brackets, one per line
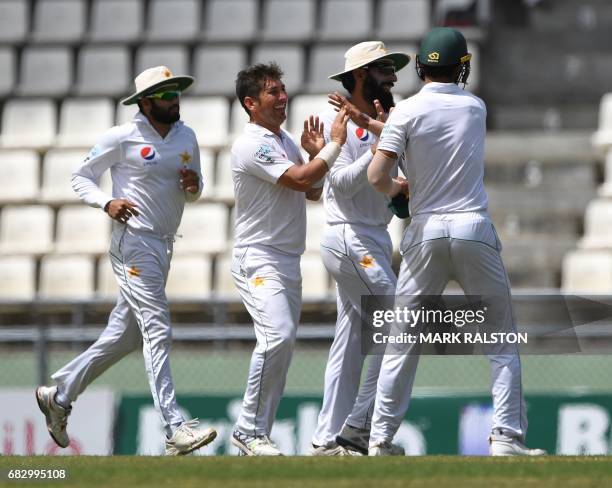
329,41,411,81
121,65,194,105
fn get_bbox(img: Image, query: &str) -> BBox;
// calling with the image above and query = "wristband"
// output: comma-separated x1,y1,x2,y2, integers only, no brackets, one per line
316,142,341,169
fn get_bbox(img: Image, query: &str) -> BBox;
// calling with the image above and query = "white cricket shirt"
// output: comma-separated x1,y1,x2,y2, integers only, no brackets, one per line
378,82,488,217
319,108,394,227
72,112,203,237
231,122,306,256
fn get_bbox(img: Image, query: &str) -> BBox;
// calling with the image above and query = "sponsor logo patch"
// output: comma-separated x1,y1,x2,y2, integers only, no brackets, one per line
254,144,274,163
140,146,156,161
428,52,440,63
355,127,369,142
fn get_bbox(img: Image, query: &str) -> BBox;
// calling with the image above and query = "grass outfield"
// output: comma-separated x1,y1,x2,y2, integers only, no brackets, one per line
1,456,611,488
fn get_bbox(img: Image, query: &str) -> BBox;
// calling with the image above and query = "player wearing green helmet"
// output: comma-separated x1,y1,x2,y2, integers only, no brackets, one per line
415,27,472,85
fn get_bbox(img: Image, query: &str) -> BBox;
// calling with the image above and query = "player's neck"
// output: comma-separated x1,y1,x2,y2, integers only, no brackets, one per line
146,115,172,139
349,92,377,119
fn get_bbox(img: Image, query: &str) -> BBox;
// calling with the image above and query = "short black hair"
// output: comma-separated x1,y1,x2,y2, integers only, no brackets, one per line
419,63,458,81
236,62,284,116
339,72,356,93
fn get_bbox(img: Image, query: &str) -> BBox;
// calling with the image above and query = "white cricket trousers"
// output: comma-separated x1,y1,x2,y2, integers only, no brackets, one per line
232,245,302,436
370,213,527,445
312,223,397,446
52,226,184,437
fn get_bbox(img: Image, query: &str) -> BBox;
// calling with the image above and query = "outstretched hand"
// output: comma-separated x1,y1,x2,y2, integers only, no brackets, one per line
301,115,326,159
328,92,370,129
329,107,350,145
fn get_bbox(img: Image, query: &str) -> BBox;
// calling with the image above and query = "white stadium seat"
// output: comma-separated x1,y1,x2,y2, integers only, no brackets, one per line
146,0,200,42
41,149,112,204
320,0,373,41
230,99,249,141
96,255,118,299
18,46,72,97
135,45,189,77
213,254,240,298
204,0,257,42
262,0,315,41
56,98,114,148
199,148,216,200
0,205,54,255
89,0,143,43
166,254,213,299
1,98,57,149
31,0,86,43
39,254,95,300
306,204,327,254
174,203,229,255
307,45,349,94
180,97,230,148
0,150,40,203
0,0,28,44
0,255,36,300
376,0,430,41
116,103,139,126
0,47,16,97
252,44,305,95
55,205,111,254
214,149,234,201
288,95,331,135
192,45,247,97
75,45,131,97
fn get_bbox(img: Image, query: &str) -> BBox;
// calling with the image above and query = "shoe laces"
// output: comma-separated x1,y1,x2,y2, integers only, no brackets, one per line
178,418,200,437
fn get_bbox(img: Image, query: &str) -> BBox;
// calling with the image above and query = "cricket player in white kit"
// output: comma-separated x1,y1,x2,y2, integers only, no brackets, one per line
310,42,410,456
229,63,350,456
367,28,546,456
35,66,217,456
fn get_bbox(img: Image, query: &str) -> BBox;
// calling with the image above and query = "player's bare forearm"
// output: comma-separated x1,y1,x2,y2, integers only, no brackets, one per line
306,186,323,201
368,149,399,195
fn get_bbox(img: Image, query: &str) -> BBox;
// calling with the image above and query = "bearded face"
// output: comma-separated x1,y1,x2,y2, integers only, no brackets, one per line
362,69,396,113
149,98,180,124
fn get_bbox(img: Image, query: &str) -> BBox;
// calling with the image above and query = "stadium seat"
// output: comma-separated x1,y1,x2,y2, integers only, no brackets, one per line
288,95,331,134
31,0,86,43
0,204,54,255
384,43,420,96
376,0,430,41
166,254,213,299
18,46,72,97
593,93,612,150
300,254,330,299
562,250,612,293
0,47,16,97
96,255,118,299
174,203,229,255
252,44,305,95
230,99,249,141
41,149,112,204
146,0,201,42
0,150,40,203
0,0,28,44
213,254,240,298
199,148,216,200
306,45,349,94
38,254,95,300
135,45,189,78
204,0,257,42
75,45,131,97
192,45,247,96
180,97,230,148
54,205,111,255
262,0,315,41
0,98,57,149
0,255,36,300
116,103,139,126
214,149,234,201
89,0,144,43
56,98,114,148
306,204,327,253
319,0,373,41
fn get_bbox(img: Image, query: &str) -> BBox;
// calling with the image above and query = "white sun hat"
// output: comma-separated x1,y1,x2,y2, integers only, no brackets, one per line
329,41,411,81
121,65,194,105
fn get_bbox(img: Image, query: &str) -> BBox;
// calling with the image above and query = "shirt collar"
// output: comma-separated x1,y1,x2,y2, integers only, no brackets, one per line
245,122,284,139
419,82,463,95
133,111,182,139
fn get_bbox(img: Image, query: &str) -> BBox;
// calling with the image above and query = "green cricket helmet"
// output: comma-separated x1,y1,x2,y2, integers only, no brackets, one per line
415,27,471,83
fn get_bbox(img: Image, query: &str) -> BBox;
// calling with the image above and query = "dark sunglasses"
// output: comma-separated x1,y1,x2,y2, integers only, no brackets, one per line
365,63,396,75
146,90,181,101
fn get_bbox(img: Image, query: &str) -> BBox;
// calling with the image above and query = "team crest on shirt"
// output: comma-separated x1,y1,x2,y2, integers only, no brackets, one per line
254,144,274,163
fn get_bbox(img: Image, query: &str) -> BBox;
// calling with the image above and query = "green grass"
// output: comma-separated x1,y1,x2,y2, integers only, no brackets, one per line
1,456,611,488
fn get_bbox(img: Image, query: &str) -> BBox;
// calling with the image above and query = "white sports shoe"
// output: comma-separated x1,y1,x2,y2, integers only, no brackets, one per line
165,419,217,456
35,386,71,448
336,424,370,455
368,441,406,456
489,430,547,456
309,442,363,456
231,430,282,456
